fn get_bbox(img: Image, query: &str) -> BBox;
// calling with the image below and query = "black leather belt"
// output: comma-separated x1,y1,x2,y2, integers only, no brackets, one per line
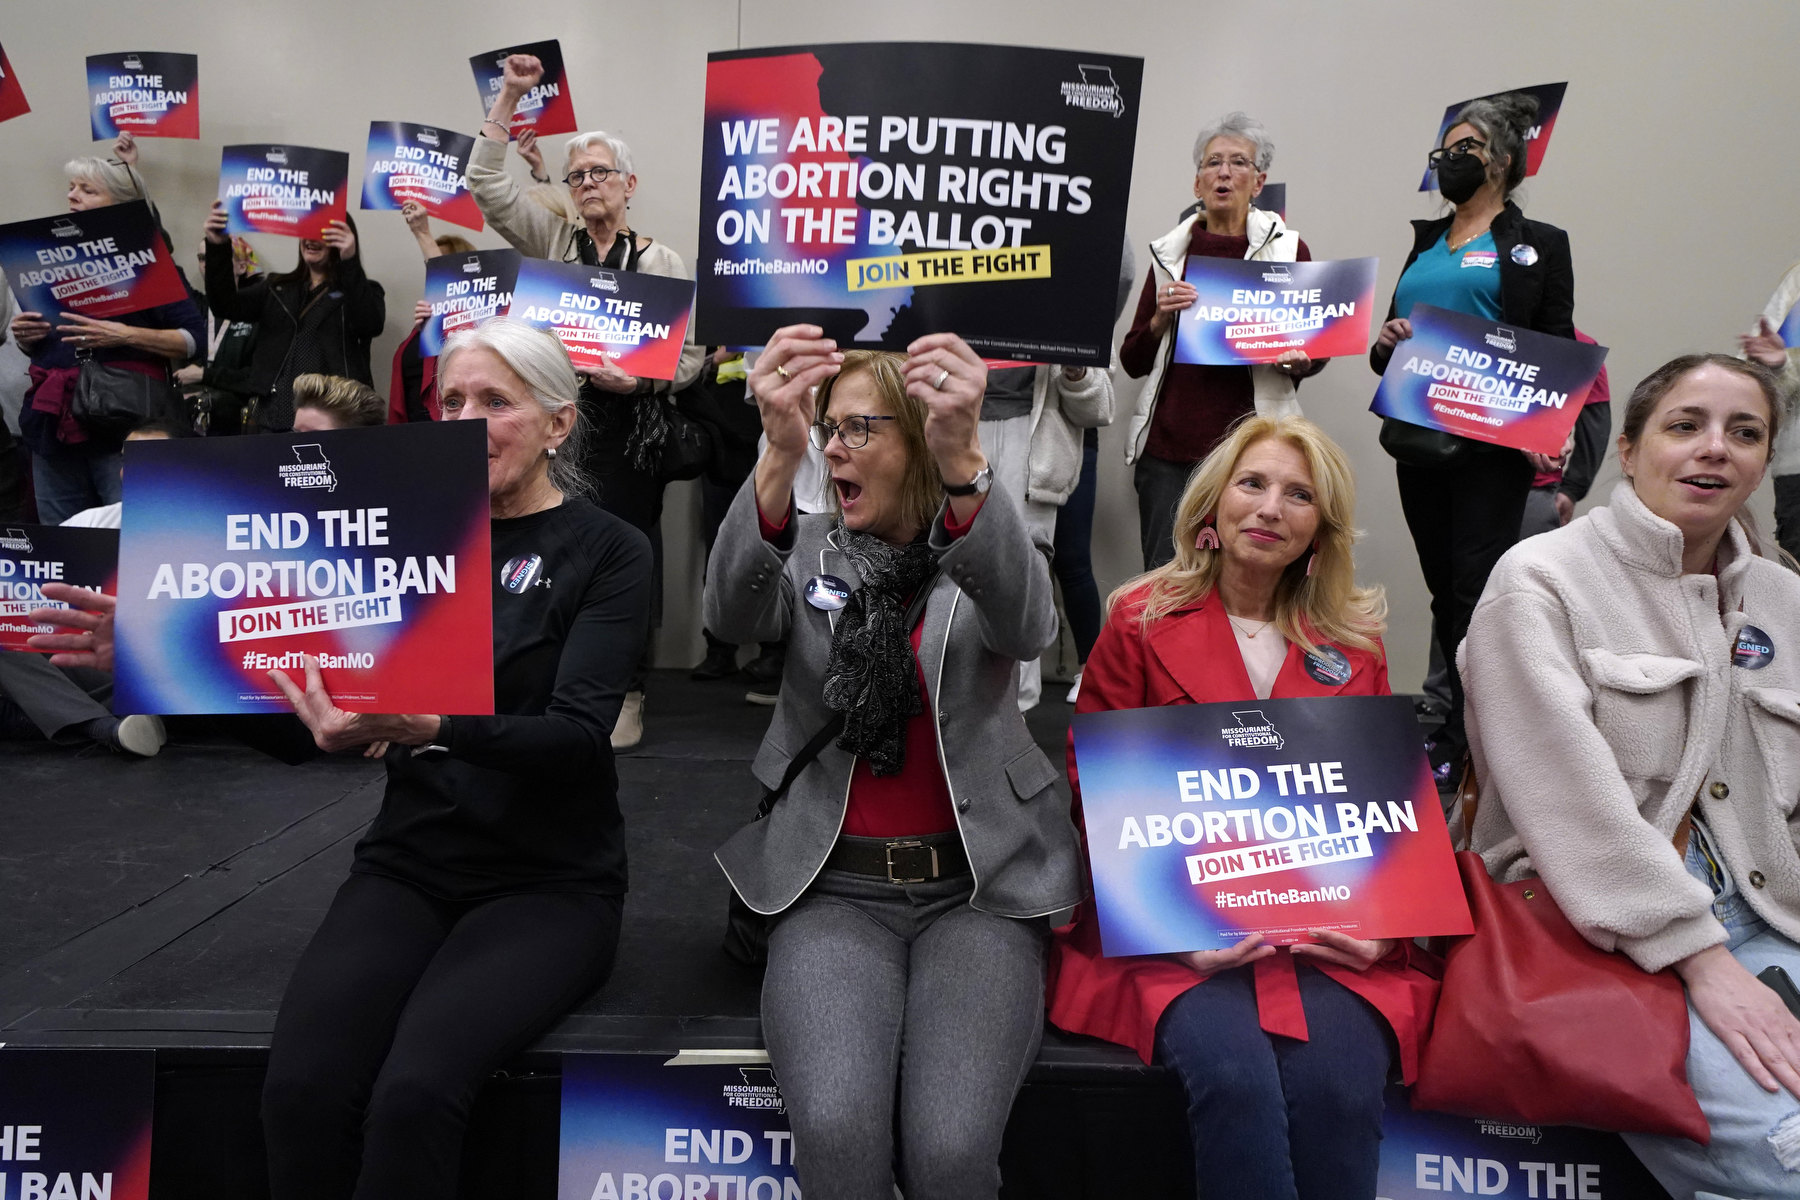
826,834,970,884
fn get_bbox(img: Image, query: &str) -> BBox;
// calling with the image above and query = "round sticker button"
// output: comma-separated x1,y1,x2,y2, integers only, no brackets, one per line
805,574,852,611
1303,645,1353,687
1510,243,1539,267
1732,624,1774,670
501,553,544,593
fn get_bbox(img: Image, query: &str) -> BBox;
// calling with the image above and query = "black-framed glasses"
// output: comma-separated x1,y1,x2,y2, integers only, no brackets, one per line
563,165,624,188
1427,137,1487,167
809,414,895,450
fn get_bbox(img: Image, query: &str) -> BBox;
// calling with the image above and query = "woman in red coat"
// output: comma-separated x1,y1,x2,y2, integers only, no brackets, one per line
1048,414,1439,1200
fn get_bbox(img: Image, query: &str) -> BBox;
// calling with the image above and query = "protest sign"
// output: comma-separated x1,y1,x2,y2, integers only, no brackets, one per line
1780,299,1799,349
1369,304,1609,455
1174,257,1376,365
0,41,31,124
511,258,695,379
114,422,494,715
0,200,188,320
1419,82,1566,192
219,144,350,239
87,51,198,139
1071,695,1470,954
361,122,483,231
419,249,521,358
0,1048,153,1200
695,42,1142,366
559,1054,798,1200
0,525,117,652
470,39,575,139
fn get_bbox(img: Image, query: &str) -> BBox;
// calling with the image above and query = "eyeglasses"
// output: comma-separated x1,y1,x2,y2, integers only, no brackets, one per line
563,165,624,188
809,414,895,450
1200,155,1258,174
1427,137,1488,167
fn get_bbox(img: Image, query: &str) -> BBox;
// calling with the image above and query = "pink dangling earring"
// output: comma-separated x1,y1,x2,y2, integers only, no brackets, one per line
1195,516,1221,551
1304,539,1320,577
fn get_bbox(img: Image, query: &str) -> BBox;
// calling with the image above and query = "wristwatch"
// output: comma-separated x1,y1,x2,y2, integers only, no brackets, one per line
942,463,993,497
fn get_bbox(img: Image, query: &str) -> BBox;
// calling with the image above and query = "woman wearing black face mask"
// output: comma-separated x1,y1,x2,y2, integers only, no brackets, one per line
1369,92,1576,786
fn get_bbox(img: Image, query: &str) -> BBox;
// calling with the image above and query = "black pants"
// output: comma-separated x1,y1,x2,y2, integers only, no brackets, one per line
582,395,666,693
1396,450,1533,761
261,872,622,1200
1775,473,1800,562
1134,453,1196,571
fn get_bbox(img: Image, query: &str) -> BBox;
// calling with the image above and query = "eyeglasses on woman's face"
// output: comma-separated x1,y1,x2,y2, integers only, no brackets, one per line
809,414,896,450
1427,136,1488,167
564,165,624,188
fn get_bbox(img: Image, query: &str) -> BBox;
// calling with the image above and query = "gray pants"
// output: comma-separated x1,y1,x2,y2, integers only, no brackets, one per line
977,415,1057,710
0,649,112,742
761,864,1048,1200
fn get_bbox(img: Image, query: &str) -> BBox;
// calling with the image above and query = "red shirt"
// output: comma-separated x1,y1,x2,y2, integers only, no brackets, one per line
757,501,980,837
1121,226,1313,464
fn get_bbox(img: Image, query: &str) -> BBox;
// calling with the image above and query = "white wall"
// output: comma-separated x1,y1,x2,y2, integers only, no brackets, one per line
4,1,1797,685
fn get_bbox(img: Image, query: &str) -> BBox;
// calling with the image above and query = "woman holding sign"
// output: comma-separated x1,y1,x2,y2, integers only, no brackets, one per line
1462,355,1800,1197
1369,92,1576,784
706,325,1079,1200
1049,415,1438,1200
470,52,704,749
32,317,655,1200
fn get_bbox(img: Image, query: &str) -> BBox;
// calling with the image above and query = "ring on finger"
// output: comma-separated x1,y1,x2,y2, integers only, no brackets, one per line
932,368,950,390
775,364,790,380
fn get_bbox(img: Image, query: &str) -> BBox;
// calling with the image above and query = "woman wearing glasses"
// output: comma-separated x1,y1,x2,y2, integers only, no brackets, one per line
469,53,704,749
1369,92,1576,785
1121,112,1323,572
704,325,1081,1200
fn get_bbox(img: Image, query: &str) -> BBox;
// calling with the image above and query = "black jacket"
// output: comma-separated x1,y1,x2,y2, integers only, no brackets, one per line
1369,200,1574,375
204,239,385,430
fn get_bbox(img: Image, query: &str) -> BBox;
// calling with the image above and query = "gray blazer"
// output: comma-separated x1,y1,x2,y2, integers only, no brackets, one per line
703,477,1085,919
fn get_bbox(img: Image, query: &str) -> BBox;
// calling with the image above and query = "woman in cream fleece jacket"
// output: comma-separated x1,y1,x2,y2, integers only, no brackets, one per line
1461,353,1800,1196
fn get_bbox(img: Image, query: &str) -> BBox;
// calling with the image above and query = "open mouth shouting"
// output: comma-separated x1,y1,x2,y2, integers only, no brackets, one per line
833,475,863,512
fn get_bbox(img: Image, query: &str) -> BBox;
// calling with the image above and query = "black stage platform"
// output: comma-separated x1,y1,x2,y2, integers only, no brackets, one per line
0,670,1190,1198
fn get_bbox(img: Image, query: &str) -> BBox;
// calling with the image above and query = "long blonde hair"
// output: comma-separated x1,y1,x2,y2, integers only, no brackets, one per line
1110,414,1387,658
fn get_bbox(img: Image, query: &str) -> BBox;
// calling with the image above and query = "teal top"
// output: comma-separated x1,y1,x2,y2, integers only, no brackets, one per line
1393,229,1503,321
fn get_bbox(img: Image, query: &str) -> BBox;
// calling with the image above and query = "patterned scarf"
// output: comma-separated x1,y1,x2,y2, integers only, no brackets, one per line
821,526,939,775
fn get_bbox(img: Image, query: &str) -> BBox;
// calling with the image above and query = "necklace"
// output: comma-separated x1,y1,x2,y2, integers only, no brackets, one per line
1226,612,1275,639
1446,226,1488,252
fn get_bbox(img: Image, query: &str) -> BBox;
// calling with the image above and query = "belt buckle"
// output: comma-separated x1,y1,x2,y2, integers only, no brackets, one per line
885,839,937,884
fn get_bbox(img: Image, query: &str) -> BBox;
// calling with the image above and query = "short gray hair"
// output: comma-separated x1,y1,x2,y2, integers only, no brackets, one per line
1191,112,1273,172
440,317,591,498
564,130,634,179
64,156,143,204
1453,92,1540,195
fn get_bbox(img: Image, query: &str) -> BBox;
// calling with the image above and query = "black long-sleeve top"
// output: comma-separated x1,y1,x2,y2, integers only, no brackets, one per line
352,499,654,899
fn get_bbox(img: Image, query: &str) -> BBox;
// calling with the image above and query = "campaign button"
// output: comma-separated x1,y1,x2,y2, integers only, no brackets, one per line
1510,243,1539,267
1732,624,1774,669
500,553,543,593
805,574,852,611
1303,645,1353,687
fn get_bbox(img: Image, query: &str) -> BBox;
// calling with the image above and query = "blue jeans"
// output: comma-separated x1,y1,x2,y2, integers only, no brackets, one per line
31,448,122,524
1622,830,1800,1198
1154,961,1393,1200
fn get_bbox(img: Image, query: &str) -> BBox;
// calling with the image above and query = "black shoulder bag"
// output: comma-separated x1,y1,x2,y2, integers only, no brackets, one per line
720,567,939,966
70,352,182,440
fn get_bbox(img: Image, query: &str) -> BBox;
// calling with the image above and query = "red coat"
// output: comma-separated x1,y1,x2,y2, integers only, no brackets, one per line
1046,586,1441,1080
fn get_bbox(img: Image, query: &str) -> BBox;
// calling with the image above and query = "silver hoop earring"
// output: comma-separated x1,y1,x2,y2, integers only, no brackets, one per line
547,447,558,459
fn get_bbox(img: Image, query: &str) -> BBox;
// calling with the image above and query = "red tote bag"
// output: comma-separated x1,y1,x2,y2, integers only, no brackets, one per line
1412,850,1710,1143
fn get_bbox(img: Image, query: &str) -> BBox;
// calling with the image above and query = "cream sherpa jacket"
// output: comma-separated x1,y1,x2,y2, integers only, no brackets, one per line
1460,482,1800,972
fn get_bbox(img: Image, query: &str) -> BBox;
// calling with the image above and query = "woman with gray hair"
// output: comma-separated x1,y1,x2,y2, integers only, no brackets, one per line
1121,111,1324,571
1369,91,1575,786
10,132,205,521
470,52,704,749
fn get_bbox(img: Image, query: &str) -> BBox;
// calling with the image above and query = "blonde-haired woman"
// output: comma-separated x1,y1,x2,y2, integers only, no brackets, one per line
1048,414,1438,1200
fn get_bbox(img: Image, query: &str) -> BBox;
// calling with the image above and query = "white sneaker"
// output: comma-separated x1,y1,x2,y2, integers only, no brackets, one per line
113,714,166,757
611,691,644,751
1064,671,1083,704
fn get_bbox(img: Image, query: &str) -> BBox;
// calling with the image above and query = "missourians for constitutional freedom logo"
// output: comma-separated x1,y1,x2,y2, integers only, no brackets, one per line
1061,64,1124,116
279,444,337,492
1221,710,1284,750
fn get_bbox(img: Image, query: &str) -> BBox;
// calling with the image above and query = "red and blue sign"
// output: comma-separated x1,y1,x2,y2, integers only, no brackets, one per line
361,121,483,232
1070,695,1470,954
219,143,349,240
420,248,521,358
1779,299,1799,349
0,524,118,652
113,422,494,716
0,41,31,124
511,258,695,380
0,1049,154,1200
86,51,198,140
559,1054,799,1200
694,43,1141,366
1174,256,1377,366
1369,304,1609,456
1419,82,1566,192
0,200,188,320
470,39,576,139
